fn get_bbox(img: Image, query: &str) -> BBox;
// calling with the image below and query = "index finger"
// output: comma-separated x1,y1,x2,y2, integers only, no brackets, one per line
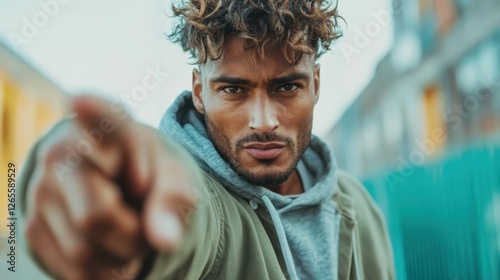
71,94,131,144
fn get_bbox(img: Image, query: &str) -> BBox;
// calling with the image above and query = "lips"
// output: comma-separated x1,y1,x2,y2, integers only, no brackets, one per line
243,142,286,160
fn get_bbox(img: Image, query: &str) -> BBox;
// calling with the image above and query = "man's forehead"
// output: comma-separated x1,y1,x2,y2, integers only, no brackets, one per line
199,35,315,79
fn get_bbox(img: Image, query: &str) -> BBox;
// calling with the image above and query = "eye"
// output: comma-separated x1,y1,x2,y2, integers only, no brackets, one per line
221,86,243,95
277,84,298,93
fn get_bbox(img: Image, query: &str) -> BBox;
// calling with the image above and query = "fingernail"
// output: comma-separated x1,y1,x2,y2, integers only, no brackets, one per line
155,211,182,247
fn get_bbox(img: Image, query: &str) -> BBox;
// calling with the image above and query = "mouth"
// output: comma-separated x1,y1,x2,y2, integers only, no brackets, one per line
243,142,286,160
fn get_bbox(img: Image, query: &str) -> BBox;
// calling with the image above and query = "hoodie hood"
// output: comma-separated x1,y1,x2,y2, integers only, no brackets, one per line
160,91,338,212
160,91,340,280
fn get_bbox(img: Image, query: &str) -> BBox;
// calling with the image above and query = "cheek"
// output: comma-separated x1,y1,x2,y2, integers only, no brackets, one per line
277,99,315,130
206,102,248,142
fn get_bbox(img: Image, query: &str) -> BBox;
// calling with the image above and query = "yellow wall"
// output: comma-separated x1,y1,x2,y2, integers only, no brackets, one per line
0,70,66,234
423,84,447,155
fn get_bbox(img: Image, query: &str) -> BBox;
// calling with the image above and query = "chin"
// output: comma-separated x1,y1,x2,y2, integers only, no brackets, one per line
231,150,297,186
245,172,290,186
237,163,295,186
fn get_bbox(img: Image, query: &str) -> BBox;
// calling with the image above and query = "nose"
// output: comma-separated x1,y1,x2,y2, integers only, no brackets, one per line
248,94,279,133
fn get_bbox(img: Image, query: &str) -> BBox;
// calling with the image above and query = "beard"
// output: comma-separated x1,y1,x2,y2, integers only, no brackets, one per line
204,114,312,186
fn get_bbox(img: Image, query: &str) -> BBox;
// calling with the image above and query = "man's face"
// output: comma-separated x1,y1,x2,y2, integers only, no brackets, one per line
192,35,320,187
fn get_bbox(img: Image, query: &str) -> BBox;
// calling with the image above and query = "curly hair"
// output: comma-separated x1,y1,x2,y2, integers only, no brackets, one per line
168,0,343,65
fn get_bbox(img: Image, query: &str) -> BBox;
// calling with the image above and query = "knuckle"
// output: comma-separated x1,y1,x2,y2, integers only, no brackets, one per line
66,241,92,264
74,190,121,234
74,211,102,234
101,186,121,208
74,199,117,234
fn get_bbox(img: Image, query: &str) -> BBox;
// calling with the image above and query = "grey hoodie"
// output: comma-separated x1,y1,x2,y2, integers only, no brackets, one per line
160,91,341,280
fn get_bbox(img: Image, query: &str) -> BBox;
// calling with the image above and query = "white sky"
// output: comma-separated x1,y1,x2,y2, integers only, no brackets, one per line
0,0,393,136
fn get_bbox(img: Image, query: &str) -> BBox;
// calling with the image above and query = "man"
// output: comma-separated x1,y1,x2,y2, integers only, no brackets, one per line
19,0,395,279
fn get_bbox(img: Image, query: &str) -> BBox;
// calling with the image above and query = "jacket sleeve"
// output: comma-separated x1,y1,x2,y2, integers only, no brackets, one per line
17,118,223,280
337,170,396,280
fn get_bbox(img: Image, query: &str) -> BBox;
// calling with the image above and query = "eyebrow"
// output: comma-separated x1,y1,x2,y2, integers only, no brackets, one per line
209,72,310,87
210,76,253,86
269,73,309,85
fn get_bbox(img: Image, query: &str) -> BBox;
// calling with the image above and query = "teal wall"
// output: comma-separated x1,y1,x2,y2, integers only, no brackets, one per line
363,144,500,280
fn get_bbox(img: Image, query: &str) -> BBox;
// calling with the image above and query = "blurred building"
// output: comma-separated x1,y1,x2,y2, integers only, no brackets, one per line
0,41,69,237
325,0,500,279
326,0,500,177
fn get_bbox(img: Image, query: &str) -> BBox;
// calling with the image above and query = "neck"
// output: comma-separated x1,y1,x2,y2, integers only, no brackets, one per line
266,170,303,195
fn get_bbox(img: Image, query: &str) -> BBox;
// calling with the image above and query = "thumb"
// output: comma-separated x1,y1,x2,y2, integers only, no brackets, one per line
142,162,196,251
144,200,184,251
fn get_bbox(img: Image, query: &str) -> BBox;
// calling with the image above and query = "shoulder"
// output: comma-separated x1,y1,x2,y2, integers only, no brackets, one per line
336,169,371,202
335,168,387,236
335,169,396,279
336,169,384,223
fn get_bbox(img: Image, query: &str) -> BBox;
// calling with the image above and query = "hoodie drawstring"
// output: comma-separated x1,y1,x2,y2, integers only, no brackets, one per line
261,195,299,280
352,231,361,280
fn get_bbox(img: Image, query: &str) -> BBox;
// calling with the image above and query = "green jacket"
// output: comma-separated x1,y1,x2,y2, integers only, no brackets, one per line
19,121,395,280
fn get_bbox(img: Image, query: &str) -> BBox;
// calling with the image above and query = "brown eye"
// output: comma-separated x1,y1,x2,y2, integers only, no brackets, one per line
222,86,243,94
277,84,298,92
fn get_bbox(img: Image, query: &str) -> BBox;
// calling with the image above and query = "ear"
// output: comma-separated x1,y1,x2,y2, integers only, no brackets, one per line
314,63,320,104
192,68,204,114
